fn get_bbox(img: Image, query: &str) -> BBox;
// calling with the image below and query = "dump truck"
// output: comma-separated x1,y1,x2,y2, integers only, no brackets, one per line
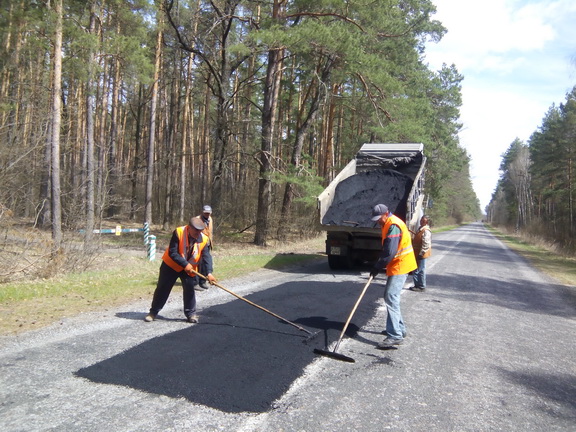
318,143,426,270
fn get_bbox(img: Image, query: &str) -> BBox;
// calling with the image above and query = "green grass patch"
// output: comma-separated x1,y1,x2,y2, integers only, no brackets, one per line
0,250,323,336
0,262,159,303
215,253,322,280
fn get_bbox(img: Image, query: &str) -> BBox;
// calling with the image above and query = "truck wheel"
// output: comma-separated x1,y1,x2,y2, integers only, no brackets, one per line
328,254,341,270
328,254,352,270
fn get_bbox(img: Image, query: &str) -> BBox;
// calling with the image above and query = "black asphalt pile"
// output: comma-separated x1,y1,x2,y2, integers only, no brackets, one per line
322,169,413,227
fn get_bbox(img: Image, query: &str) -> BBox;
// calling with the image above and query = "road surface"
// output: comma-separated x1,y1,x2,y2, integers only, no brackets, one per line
1,223,574,431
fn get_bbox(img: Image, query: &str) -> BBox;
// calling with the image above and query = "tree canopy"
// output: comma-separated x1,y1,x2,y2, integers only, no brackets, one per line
0,0,480,254
488,86,576,251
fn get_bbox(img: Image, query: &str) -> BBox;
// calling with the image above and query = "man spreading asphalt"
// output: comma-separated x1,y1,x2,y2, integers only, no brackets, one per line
145,216,216,323
369,204,417,349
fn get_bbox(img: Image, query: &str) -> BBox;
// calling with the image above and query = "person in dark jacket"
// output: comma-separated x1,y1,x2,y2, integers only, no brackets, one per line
196,205,214,291
144,216,216,323
410,215,432,292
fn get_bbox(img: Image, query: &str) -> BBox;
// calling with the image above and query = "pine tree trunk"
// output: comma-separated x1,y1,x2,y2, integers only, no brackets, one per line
322,84,339,178
40,125,52,227
163,73,180,230
106,51,121,217
278,57,334,239
130,84,144,220
145,12,164,225
84,3,98,248
96,53,110,221
50,0,63,250
200,80,211,205
180,53,194,222
254,0,284,246
255,46,283,246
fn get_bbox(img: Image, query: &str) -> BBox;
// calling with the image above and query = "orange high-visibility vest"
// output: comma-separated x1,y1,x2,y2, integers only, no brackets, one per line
162,225,209,272
413,225,431,258
381,214,417,276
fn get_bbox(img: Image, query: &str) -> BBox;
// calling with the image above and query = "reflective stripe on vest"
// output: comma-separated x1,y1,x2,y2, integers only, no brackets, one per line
381,214,418,276
162,225,209,272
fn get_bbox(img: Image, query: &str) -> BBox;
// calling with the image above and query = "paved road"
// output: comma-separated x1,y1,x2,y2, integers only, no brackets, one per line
1,223,575,431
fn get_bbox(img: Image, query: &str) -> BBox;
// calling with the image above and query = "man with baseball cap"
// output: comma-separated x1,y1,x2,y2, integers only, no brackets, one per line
370,203,417,349
145,216,217,323
196,205,214,291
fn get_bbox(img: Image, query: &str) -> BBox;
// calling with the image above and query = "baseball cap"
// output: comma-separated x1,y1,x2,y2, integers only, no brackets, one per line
371,204,389,221
189,216,206,230
202,205,212,214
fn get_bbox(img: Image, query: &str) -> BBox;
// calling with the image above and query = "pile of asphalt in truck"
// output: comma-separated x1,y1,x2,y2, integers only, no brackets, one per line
321,169,413,228
317,143,426,269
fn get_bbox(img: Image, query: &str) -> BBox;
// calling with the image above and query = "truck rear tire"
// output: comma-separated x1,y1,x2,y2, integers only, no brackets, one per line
328,254,352,270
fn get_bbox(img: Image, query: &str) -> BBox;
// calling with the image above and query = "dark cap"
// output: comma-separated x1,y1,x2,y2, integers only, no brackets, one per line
189,216,206,230
202,205,212,214
371,204,389,221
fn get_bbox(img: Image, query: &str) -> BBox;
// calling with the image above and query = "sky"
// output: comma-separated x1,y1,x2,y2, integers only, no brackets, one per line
424,0,576,211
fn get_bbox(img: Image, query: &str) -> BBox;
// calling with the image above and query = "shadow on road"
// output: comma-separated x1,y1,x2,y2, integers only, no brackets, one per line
428,273,576,319
76,279,381,413
496,367,576,415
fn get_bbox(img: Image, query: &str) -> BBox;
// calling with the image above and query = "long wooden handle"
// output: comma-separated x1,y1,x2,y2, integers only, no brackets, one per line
187,267,314,335
332,276,373,353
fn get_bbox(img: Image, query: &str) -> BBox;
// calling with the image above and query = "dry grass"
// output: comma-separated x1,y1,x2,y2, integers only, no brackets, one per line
0,255,159,336
487,225,576,287
0,230,325,336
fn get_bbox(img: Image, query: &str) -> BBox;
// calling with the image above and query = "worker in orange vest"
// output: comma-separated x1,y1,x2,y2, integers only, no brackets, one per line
369,204,417,349
145,216,216,323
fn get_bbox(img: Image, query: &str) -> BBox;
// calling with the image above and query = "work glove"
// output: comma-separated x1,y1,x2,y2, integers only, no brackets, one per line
184,263,195,277
369,268,379,278
206,274,217,285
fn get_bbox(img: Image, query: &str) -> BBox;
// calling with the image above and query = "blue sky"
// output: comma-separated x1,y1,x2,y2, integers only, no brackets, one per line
424,0,576,210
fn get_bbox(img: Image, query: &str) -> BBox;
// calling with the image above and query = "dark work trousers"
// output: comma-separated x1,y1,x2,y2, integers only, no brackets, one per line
198,244,211,285
150,261,198,317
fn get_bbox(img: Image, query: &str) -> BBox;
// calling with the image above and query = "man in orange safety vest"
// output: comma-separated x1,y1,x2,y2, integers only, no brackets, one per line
145,216,216,323
369,204,417,349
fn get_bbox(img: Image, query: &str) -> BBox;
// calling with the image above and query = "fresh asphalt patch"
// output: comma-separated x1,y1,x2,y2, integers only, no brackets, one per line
75,278,382,413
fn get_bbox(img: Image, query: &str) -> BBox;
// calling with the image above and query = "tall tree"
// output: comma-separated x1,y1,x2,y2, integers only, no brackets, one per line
277,54,335,241
255,0,284,246
145,6,164,225
509,144,532,229
105,21,122,218
50,0,63,250
529,87,576,241
529,106,563,227
165,0,257,215
84,1,99,248
489,139,530,229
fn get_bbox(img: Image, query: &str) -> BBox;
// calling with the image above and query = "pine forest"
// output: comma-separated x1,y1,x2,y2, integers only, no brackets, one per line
487,86,576,252
0,0,482,273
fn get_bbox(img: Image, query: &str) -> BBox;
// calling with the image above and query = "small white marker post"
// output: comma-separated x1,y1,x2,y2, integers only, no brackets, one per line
147,235,156,261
